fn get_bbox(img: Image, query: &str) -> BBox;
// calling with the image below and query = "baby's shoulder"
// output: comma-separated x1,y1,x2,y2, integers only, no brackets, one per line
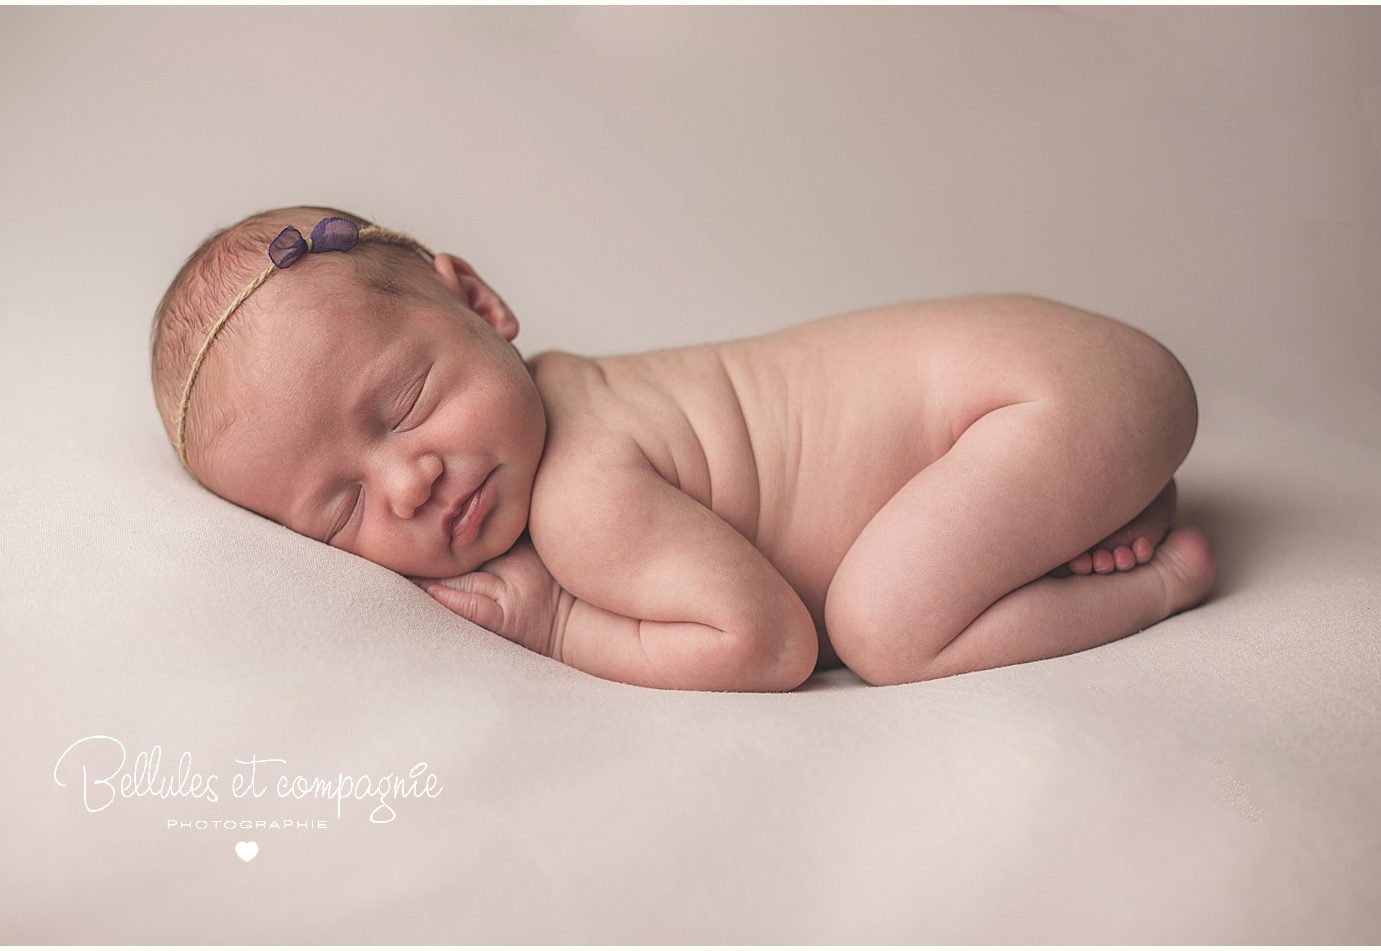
527,349,602,416
524,353,668,576
529,348,693,478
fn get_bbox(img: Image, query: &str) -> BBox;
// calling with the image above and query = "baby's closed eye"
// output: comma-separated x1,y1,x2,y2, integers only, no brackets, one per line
391,367,431,431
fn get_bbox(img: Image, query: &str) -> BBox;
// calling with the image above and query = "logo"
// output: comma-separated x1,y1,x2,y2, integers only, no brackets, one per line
52,735,446,859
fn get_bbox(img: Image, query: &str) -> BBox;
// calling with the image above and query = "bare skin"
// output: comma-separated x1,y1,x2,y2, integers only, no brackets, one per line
433,517,1215,683
426,294,1218,688
192,218,1216,691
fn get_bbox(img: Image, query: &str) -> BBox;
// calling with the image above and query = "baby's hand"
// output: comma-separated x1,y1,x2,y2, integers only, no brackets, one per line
415,540,565,658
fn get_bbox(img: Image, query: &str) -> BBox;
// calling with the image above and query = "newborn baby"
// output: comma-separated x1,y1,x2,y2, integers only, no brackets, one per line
151,205,1216,691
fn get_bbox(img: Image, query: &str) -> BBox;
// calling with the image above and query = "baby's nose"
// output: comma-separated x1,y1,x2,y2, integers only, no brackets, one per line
387,454,444,519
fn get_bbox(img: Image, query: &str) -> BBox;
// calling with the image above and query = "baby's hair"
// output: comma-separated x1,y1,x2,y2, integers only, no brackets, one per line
150,205,437,472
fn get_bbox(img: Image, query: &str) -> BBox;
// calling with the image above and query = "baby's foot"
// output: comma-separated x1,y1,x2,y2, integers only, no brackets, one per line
1050,478,1178,578
1148,524,1217,616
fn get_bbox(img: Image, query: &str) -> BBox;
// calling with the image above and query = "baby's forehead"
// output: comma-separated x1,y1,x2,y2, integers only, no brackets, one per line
215,249,457,397
235,285,450,401
246,257,423,335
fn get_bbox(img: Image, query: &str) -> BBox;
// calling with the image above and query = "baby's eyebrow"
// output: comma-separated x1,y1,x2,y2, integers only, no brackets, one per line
347,342,423,417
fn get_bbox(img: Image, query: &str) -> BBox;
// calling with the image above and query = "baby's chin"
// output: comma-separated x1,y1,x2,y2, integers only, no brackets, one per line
405,515,530,580
462,513,532,573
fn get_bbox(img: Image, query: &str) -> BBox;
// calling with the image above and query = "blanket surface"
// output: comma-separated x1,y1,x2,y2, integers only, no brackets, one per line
2,6,1379,943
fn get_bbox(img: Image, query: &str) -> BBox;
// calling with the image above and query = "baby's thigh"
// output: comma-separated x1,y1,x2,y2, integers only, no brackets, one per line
824,360,1197,678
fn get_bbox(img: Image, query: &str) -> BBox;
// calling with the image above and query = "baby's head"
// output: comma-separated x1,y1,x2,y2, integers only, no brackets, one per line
150,205,547,579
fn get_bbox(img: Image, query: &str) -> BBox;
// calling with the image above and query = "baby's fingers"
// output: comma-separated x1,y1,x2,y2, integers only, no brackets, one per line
430,571,504,600
426,583,505,633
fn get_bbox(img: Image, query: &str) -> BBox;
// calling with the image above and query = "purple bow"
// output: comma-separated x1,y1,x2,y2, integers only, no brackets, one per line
268,216,360,268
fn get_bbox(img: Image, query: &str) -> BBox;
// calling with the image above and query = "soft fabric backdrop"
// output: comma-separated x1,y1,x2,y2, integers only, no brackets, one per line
1,6,1378,943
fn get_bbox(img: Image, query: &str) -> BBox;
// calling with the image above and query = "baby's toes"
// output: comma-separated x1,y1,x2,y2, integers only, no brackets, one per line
1113,545,1136,571
1132,536,1154,564
1093,548,1116,573
1069,552,1094,575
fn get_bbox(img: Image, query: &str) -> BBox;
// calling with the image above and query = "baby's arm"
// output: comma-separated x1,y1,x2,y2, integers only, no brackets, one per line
529,436,818,692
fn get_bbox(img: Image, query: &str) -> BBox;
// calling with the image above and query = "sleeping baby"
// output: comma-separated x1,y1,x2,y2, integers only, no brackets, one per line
150,205,1216,691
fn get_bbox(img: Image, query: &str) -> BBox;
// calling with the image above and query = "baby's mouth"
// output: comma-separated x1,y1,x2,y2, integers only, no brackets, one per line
446,492,477,539
446,468,494,545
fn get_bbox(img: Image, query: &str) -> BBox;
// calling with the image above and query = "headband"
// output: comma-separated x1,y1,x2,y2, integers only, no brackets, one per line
173,216,435,471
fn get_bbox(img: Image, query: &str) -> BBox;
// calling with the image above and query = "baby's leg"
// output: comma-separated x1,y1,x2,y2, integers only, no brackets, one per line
825,395,1215,686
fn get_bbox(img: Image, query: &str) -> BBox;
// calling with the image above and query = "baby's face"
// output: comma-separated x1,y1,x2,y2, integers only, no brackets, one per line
198,256,546,580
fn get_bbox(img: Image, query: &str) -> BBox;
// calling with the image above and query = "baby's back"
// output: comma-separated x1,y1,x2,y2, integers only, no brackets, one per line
531,294,1100,666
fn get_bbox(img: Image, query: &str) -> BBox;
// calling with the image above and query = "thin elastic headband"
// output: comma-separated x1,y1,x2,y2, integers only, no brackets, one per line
173,215,435,470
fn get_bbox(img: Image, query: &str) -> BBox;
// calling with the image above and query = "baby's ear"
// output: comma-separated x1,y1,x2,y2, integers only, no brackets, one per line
432,253,520,341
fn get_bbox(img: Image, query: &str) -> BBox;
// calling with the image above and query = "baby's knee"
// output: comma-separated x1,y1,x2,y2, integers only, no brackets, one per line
824,578,947,687
1121,329,1200,467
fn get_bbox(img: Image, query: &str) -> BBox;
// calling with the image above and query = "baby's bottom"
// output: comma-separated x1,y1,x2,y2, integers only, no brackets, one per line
823,376,1216,686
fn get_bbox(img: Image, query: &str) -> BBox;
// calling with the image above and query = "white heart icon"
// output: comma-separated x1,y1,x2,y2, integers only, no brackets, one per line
235,840,259,863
